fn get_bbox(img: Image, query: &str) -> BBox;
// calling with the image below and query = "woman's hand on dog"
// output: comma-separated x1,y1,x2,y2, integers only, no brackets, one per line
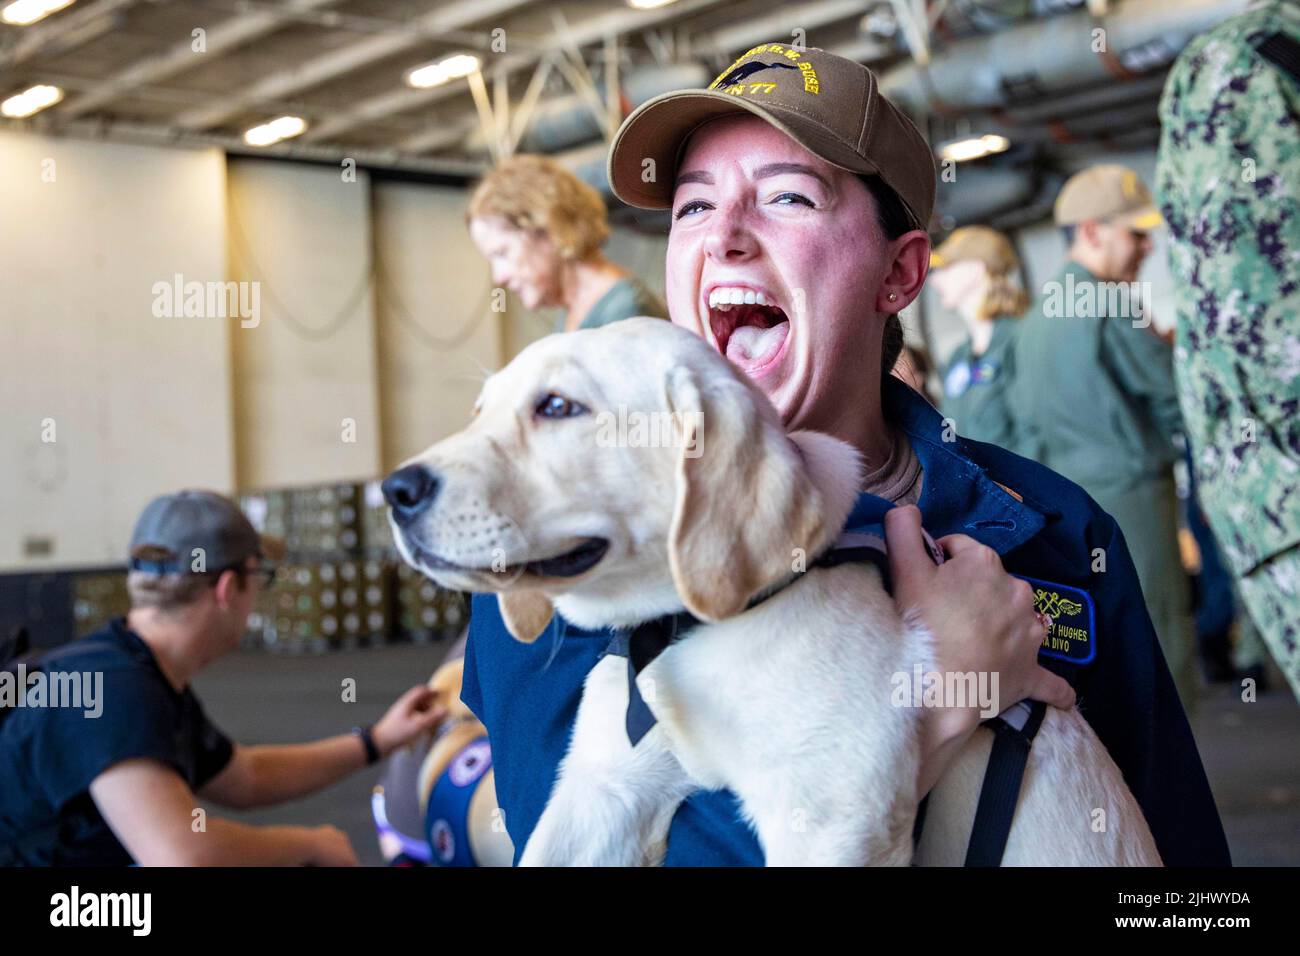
373,685,448,757
884,504,1076,796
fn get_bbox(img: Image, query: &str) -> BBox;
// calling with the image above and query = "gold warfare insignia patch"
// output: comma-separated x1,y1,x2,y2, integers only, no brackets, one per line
1121,169,1140,201
1014,574,1097,665
707,44,821,96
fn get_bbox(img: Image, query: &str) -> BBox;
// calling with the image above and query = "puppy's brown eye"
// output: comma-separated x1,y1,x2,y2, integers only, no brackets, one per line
535,393,588,419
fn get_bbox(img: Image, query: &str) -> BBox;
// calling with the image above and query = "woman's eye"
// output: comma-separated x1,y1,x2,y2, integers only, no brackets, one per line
535,393,588,419
673,199,711,220
771,192,815,208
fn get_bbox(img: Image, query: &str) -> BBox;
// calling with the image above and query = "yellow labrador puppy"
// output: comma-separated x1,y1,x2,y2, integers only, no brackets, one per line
386,318,1159,866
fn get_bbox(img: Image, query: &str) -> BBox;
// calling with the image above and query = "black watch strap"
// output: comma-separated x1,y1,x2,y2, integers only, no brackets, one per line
352,725,380,766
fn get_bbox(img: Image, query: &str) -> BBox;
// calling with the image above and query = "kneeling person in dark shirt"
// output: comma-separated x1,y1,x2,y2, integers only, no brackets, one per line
0,490,443,866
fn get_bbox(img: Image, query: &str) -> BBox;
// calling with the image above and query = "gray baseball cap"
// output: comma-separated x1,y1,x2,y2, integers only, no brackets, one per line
128,490,285,574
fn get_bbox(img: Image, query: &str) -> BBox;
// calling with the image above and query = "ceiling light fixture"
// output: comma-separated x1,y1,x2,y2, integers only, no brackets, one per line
243,115,308,147
406,53,481,90
2,0,76,26
1,83,64,118
938,134,1011,164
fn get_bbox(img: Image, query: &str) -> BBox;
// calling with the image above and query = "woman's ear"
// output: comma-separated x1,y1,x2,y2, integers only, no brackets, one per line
498,590,554,643
879,230,932,312
663,366,832,621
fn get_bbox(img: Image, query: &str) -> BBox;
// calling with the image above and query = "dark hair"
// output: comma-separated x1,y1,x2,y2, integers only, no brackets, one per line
858,175,914,378
860,175,914,241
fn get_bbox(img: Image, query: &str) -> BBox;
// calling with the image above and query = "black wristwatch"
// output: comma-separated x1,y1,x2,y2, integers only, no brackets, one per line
352,725,381,766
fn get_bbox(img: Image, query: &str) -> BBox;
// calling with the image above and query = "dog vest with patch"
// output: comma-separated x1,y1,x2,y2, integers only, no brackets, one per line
424,735,493,867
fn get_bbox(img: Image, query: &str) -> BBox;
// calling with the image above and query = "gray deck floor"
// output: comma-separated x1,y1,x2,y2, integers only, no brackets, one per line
194,643,1300,867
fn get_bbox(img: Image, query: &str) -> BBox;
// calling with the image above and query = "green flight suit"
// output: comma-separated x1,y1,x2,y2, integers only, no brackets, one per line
577,276,667,330
1156,0,1300,700
939,317,1021,453
1010,261,1198,710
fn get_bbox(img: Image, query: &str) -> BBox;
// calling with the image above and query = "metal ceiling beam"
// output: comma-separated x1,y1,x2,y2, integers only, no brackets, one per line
399,113,480,155
203,0,527,51
0,0,142,71
2,113,487,176
54,0,344,121
33,67,335,120
396,0,880,158
705,0,878,56
299,0,731,146
171,0,535,132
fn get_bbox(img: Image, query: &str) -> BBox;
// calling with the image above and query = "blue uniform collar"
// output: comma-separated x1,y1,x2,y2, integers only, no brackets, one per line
844,377,1050,557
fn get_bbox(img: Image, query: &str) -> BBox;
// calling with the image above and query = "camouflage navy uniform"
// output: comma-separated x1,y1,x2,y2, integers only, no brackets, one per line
1155,0,1300,700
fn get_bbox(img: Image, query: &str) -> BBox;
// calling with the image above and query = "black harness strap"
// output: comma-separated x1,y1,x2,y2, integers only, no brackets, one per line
811,543,893,592
606,619,696,746
962,699,1048,867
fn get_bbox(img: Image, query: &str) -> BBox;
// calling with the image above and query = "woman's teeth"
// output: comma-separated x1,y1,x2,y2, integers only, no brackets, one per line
708,287,770,311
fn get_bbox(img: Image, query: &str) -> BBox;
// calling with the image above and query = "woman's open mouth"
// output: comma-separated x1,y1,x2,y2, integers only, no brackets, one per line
705,285,791,380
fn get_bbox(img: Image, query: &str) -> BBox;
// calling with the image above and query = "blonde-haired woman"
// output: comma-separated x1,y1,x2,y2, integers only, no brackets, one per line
466,154,666,331
929,226,1029,452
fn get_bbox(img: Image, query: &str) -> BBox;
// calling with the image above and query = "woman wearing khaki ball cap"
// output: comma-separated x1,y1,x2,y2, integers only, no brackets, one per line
929,225,1029,453
460,43,1229,866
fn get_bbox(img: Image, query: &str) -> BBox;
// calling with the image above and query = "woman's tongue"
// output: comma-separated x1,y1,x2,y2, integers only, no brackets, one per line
725,320,789,369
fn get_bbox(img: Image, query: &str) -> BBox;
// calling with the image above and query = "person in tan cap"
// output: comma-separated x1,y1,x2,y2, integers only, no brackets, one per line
457,44,1227,867
929,226,1028,452
1010,164,1197,713
1054,164,1164,282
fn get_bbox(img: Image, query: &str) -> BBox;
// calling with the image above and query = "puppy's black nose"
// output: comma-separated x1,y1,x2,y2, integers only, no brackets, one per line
382,465,439,526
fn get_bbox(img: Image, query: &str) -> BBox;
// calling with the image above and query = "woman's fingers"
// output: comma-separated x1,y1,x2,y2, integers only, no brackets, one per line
935,532,999,562
892,510,1077,716
885,505,936,598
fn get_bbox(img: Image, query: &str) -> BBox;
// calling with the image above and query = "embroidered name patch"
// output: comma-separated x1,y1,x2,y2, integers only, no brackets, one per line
1015,575,1097,665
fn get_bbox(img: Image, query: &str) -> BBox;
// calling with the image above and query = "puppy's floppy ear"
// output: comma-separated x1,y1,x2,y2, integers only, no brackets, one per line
499,590,554,644
664,365,833,621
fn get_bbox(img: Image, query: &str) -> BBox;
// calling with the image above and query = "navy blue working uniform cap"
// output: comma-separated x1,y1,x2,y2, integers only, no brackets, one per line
128,490,284,574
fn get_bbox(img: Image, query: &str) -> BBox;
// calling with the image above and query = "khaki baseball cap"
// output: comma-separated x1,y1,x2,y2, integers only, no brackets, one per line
607,42,936,231
930,226,1020,274
1054,164,1163,230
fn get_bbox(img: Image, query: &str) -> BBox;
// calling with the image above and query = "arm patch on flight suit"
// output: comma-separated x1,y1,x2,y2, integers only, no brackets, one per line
1015,575,1097,665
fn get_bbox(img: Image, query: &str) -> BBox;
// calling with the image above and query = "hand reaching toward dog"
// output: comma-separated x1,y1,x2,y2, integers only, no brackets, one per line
373,685,448,757
884,505,1076,797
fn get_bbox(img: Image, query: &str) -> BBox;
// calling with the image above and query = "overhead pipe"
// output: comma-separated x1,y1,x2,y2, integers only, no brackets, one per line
881,0,1247,115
